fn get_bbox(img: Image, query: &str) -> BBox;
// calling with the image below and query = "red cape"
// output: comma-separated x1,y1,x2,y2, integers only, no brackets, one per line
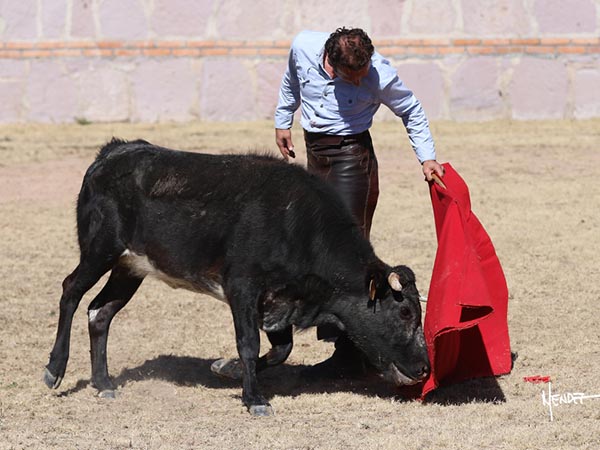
421,163,512,397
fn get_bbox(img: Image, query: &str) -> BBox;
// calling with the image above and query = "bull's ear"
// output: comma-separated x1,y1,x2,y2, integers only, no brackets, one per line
368,271,389,302
369,278,377,301
388,272,403,291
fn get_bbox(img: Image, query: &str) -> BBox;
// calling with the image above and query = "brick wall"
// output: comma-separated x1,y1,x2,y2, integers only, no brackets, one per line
1,0,599,123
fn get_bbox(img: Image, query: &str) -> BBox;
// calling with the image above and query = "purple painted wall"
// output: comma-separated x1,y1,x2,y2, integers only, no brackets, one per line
0,0,599,123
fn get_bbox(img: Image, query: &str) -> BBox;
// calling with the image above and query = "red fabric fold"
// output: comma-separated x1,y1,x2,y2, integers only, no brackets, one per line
421,163,512,398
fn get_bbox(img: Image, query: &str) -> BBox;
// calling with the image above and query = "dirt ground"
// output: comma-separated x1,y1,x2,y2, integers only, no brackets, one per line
0,119,599,449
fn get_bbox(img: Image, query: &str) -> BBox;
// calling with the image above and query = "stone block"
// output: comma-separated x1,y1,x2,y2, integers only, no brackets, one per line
293,1,370,36
461,0,530,36
42,0,67,38
99,0,148,40
215,0,291,40
256,60,287,120
408,0,456,34
574,66,600,119
509,57,568,119
26,60,79,122
151,0,213,37
534,0,596,33
77,61,131,122
369,0,406,37
396,62,445,120
200,58,255,121
0,81,24,122
0,60,28,78
71,0,96,38
131,58,198,122
0,0,37,39
449,57,504,120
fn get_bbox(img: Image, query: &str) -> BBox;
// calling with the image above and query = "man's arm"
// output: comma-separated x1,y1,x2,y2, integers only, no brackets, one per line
379,69,444,180
275,47,301,160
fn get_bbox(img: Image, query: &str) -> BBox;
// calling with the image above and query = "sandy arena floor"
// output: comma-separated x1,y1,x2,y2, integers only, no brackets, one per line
0,119,599,449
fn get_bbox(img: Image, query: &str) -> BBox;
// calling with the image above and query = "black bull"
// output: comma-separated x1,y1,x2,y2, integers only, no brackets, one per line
43,139,430,416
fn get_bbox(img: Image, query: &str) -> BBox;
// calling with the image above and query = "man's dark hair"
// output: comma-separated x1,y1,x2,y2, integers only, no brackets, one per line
325,27,374,71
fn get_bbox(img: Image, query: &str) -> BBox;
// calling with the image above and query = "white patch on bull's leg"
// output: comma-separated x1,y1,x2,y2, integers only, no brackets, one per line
88,309,100,322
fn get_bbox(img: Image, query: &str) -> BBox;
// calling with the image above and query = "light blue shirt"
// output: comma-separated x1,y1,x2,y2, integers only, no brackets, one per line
275,30,436,163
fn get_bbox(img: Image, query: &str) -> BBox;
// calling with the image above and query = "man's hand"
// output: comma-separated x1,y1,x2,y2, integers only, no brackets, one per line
275,128,296,160
422,160,445,181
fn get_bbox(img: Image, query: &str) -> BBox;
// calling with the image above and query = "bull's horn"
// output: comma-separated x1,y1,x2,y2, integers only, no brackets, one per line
388,272,403,291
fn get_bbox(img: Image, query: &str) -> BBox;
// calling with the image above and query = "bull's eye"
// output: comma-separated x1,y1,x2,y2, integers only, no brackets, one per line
400,306,411,319
393,292,404,303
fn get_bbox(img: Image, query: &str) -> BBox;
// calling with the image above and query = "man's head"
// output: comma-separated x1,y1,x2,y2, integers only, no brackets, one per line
325,27,374,85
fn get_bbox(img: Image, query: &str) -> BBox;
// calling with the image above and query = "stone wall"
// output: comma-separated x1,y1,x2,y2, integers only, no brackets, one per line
1,0,599,123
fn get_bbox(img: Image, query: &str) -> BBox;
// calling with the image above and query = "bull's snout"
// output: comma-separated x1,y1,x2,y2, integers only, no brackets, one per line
387,358,430,386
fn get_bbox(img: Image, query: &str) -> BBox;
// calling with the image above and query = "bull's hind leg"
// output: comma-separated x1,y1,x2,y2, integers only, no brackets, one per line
44,258,115,390
87,264,143,398
210,326,293,380
44,197,125,391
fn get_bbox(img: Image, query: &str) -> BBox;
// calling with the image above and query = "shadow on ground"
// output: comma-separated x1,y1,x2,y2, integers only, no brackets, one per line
423,376,507,405
63,354,506,405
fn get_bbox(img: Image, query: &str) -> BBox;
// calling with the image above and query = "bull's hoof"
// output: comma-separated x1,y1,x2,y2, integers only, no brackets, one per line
43,367,63,389
98,389,117,399
211,358,243,381
249,404,275,417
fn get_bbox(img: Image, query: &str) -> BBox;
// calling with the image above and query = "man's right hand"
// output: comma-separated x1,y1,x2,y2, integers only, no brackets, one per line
275,128,295,160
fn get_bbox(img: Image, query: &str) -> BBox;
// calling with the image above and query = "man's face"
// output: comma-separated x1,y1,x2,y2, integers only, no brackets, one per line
334,63,370,86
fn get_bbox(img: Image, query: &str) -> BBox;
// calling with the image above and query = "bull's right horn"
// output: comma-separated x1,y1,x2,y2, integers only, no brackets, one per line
388,272,403,291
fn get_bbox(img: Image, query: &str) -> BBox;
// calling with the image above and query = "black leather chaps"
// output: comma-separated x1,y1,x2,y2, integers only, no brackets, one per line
304,130,379,239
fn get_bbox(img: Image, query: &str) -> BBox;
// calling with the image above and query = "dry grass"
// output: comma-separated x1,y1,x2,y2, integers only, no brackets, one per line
1,119,599,449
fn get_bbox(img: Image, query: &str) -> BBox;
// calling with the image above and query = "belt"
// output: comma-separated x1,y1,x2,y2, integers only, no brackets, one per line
304,130,371,147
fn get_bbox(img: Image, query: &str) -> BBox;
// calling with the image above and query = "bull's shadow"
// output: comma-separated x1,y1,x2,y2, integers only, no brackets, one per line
108,354,407,401
92,354,506,404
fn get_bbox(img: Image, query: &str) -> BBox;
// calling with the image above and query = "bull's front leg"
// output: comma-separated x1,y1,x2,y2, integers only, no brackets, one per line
227,278,274,417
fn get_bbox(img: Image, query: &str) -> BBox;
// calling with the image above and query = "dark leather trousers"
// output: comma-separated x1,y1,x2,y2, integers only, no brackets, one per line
304,130,379,239
304,130,379,343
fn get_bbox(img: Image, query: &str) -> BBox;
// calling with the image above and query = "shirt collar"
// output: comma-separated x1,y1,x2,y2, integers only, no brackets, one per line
316,47,333,79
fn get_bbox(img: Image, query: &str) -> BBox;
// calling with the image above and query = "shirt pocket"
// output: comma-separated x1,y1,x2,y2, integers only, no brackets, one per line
336,90,358,111
334,88,376,115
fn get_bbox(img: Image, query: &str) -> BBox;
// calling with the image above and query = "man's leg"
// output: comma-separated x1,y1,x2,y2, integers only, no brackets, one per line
304,130,379,378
